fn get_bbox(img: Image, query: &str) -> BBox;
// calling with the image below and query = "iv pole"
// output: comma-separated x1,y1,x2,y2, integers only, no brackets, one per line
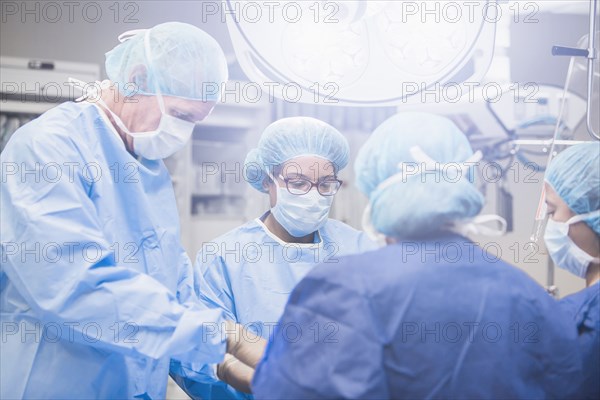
552,0,599,140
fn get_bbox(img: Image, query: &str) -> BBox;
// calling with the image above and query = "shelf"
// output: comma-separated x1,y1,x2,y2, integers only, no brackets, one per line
0,100,59,114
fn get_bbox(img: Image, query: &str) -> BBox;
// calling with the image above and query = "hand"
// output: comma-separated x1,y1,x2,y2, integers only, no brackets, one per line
216,354,254,393
224,320,267,369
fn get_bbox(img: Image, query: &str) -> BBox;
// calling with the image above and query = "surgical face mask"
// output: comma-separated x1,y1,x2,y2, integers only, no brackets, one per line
99,97,196,160
271,185,334,238
544,211,600,278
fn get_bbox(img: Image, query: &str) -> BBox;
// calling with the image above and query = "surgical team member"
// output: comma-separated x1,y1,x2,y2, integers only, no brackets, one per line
252,112,584,399
172,117,376,399
544,143,600,399
0,22,238,399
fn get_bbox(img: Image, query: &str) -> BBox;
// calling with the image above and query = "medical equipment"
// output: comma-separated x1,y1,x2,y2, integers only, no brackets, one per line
226,0,498,105
0,56,99,152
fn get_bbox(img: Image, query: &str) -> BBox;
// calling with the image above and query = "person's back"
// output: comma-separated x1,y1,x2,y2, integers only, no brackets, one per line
253,233,583,399
560,282,600,398
253,112,585,399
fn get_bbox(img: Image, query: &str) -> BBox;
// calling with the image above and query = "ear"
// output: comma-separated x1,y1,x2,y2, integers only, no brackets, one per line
262,176,272,192
129,65,149,93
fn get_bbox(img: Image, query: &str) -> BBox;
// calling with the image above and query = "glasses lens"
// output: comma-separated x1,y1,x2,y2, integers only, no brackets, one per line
318,180,341,196
286,179,312,195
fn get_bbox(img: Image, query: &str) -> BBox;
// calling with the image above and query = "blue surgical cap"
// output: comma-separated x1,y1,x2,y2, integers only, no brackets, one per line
355,112,484,239
245,117,350,193
105,22,228,101
545,142,600,235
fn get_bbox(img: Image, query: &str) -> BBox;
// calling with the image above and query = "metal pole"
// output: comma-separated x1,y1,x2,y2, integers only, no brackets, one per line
586,0,600,140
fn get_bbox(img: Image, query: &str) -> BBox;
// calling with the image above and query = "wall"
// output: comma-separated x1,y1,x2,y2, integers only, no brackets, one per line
2,1,595,297
0,0,239,78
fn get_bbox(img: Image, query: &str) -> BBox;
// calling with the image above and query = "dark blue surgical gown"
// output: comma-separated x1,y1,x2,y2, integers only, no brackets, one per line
560,281,600,399
252,233,584,399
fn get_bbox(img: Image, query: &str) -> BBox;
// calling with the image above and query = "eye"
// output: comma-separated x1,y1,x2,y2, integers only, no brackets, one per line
288,180,308,189
171,109,193,121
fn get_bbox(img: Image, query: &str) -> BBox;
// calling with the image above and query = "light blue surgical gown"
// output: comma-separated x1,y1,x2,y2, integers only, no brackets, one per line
253,233,584,399
560,281,600,399
171,217,377,399
0,102,225,399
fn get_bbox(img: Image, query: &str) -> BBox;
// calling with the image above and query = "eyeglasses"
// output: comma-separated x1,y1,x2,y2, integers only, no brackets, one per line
278,175,343,196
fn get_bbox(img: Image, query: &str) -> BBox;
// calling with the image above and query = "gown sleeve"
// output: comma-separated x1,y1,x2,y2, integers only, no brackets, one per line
1,127,226,365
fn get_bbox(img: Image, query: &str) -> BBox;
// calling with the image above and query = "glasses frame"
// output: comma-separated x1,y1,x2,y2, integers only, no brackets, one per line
277,174,343,196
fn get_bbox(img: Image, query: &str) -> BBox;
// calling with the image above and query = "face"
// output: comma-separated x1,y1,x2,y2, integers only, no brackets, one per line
120,94,216,133
104,93,215,153
266,155,338,207
544,182,600,257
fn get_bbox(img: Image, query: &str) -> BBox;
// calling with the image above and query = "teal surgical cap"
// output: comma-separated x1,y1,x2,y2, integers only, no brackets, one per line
545,142,600,235
245,117,350,193
105,21,228,101
355,112,484,239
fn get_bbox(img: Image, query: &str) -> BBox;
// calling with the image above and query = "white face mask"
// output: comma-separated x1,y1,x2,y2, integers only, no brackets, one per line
101,96,196,160
544,211,600,278
271,186,333,238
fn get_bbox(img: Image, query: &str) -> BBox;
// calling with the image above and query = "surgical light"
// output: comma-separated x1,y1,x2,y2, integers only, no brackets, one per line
225,0,498,106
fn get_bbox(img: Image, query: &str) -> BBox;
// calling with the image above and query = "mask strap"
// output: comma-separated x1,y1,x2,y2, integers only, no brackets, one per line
143,29,166,114
374,146,483,194
68,78,133,134
117,29,148,43
566,210,600,225
407,146,483,173
448,214,507,237
361,203,388,244
67,77,104,102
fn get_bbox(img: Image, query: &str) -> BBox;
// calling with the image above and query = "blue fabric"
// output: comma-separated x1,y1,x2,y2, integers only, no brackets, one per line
244,117,350,193
253,234,584,399
560,282,600,399
172,217,377,399
0,102,225,399
105,22,228,101
354,112,484,239
545,142,600,235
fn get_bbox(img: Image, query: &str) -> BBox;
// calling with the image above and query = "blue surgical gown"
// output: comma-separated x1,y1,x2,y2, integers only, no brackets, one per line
171,217,376,399
253,233,584,399
560,281,600,398
0,102,225,399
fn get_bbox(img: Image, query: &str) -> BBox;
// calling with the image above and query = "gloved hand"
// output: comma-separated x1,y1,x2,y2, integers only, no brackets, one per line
216,354,254,393
224,320,267,368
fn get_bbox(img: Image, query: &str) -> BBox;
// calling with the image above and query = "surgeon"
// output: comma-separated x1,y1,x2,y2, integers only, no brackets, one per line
172,117,376,399
252,112,584,399
0,22,261,399
544,143,600,398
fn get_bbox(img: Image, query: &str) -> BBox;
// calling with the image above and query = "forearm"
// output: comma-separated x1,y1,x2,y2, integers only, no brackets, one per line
225,320,267,368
